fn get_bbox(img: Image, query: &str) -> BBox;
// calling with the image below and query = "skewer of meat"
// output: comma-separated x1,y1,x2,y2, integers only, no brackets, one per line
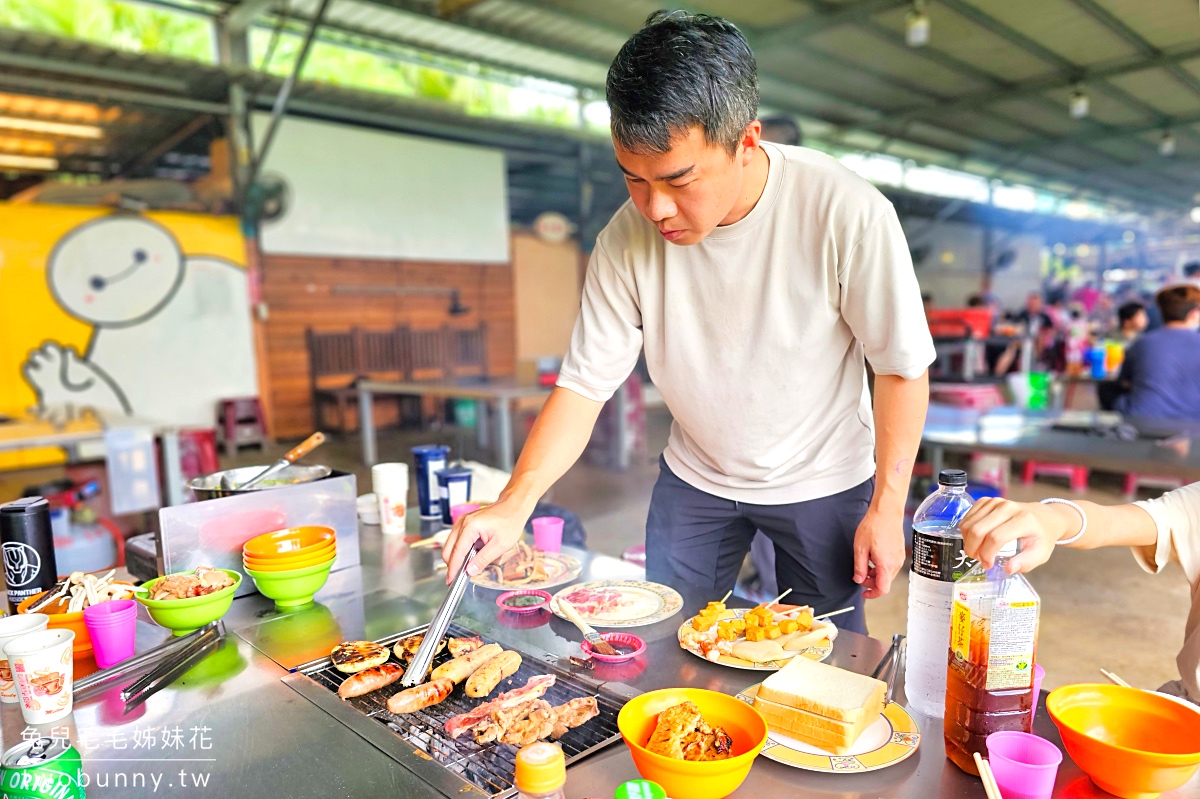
338,663,404,699
444,675,556,738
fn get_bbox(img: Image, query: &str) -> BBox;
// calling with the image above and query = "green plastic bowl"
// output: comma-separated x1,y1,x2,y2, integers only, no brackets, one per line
137,570,242,636
244,561,332,609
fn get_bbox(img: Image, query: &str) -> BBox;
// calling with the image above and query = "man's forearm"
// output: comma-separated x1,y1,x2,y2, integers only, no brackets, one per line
497,386,605,513
870,371,930,514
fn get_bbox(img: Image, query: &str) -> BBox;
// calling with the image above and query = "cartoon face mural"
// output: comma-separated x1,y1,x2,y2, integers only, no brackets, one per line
0,206,258,444
47,216,186,328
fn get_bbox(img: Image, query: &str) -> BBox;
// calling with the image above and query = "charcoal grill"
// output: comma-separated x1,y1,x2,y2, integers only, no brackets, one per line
282,622,634,798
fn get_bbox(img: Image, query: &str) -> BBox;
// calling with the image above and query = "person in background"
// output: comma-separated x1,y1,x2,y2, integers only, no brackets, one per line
1185,261,1200,289
1115,301,1148,344
759,114,802,147
1115,285,1200,420
959,485,1200,704
1014,292,1053,332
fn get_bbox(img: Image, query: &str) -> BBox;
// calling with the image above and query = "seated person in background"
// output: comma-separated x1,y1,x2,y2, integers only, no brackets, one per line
960,484,1199,705
1186,261,1200,289
1116,285,1200,420
1013,292,1054,333
1115,300,1148,344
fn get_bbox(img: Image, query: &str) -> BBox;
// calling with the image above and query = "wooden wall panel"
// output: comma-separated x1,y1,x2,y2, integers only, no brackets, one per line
262,253,514,439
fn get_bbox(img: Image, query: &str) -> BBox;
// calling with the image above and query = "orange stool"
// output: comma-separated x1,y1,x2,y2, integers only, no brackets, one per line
218,397,267,455
1022,461,1088,494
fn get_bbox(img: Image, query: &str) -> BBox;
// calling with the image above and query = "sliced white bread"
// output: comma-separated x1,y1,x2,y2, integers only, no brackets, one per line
751,688,883,754
757,656,886,723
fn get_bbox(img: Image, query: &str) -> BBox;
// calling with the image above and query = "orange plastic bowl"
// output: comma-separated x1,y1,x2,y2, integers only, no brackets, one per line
17,583,135,659
243,543,335,570
618,688,767,799
1047,684,1200,799
243,526,335,559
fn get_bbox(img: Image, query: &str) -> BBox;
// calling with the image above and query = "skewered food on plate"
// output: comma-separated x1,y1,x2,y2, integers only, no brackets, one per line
331,640,390,674
483,541,548,587
645,700,734,762
679,601,837,665
338,663,404,699
431,643,503,684
387,678,454,714
465,650,522,698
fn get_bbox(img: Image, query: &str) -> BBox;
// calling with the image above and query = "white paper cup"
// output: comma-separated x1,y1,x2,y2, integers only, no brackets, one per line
0,615,49,703
5,629,75,724
356,493,381,525
372,463,409,536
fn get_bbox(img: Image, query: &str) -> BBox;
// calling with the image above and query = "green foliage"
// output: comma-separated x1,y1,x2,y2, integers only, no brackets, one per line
0,0,214,60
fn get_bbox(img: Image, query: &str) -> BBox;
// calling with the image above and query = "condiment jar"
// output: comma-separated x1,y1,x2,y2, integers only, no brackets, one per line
514,741,566,799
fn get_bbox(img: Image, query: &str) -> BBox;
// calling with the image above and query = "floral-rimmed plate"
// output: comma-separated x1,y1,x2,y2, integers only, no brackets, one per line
677,608,833,670
550,580,683,628
736,683,921,773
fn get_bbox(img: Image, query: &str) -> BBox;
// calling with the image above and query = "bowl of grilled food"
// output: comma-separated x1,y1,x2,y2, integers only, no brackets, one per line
137,568,241,635
617,687,768,799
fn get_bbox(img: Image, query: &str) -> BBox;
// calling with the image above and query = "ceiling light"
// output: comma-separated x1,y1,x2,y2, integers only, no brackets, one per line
905,0,931,47
0,154,57,170
1190,206,1200,224
0,116,102,138
1160,130,1176,157
1069,87,1089,119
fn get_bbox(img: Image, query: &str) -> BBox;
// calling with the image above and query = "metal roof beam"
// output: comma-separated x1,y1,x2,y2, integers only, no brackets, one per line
222,0,281,32
752,0,909,51
0,45,189,92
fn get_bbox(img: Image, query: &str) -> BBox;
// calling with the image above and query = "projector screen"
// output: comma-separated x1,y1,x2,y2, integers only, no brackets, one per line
255,114,509,263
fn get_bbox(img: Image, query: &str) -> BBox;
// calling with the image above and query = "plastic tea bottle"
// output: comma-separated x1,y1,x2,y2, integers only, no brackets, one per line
514,742,566,799
904,469,976,718
944,540,1041,774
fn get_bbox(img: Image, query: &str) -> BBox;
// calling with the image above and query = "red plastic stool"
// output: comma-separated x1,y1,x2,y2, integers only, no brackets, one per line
177,428,219,481
1123,474,1183,501
1022,461,1088,494
218,397,267,456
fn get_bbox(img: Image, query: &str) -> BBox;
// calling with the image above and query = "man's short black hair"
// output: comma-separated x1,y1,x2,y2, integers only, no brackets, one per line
1156,284,1200,323
607,11,759,156
1117,301,1144,326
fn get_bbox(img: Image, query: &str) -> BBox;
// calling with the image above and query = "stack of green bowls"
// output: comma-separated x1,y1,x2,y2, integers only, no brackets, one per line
242,526,336,609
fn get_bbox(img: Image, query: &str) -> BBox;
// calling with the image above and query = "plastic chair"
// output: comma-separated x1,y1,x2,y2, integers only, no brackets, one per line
218,397,267,455
1022,461,1088,494
1122,474,1183,501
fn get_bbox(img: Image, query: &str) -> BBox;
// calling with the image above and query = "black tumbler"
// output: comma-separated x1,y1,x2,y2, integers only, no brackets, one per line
0,497,59,614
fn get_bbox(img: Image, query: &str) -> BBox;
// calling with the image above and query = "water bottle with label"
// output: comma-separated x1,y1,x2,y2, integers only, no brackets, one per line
903,469,975,718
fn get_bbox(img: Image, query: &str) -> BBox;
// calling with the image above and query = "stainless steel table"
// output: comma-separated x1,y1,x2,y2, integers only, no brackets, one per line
357,378,552,470
39,518,1200,798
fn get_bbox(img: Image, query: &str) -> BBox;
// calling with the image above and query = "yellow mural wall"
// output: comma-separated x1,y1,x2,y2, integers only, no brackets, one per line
0,204,247,470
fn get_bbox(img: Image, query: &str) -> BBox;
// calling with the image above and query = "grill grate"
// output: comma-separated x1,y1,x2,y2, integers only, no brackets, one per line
294,623,627,798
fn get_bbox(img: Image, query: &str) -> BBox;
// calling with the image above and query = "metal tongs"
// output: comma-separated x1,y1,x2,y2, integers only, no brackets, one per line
74,622,220,700
400,540,483,688
870,633,906,705
120,622,226,712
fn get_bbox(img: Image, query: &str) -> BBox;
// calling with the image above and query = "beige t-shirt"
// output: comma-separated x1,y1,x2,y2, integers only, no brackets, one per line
558,143,936,504
1134,482,1200,702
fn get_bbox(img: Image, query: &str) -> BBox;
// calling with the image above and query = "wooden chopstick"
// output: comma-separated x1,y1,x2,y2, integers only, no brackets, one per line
973,752,1002,799
765,588,793,607
718,589,732,604
1100,668,1131,688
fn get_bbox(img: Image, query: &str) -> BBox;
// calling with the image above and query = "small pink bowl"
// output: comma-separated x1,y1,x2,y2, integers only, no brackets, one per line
496,589,551,614
580,632,645,663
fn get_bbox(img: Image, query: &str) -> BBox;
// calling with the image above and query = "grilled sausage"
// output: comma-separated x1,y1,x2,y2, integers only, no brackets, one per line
465,650,522,698
431,643,502,684
338,663,403,699
387,678,454,714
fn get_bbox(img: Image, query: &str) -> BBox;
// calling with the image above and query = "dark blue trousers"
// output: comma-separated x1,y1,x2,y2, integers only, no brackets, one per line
645,457,873,634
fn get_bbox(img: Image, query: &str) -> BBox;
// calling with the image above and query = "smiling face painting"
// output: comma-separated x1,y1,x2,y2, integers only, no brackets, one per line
48,216,185,328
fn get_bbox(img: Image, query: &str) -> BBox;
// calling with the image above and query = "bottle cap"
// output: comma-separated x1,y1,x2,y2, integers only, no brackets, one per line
514,742,565,795
938,469,968,487
614,781,667,799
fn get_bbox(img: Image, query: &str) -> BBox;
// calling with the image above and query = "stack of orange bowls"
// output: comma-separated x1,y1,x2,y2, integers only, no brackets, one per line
242,526,336,609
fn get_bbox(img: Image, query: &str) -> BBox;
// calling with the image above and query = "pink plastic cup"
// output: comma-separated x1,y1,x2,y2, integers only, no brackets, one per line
1030,664,1045,721
84,599,137,669
986,731,1062,799
450,503,480,524
531,516,564,552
